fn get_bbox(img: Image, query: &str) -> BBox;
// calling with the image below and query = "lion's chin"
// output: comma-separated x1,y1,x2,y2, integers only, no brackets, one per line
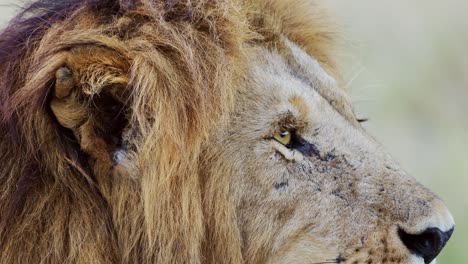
409,255,436,264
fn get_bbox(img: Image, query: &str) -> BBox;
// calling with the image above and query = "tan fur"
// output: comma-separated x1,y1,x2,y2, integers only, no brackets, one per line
0,0,453,263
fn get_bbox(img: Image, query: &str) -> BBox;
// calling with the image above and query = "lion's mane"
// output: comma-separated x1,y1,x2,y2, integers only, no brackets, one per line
0,0,337,263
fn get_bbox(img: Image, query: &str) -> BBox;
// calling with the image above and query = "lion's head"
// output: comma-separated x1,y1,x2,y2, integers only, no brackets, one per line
0,0,454,263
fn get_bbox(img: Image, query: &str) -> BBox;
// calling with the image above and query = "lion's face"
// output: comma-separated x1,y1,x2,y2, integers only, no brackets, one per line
0,1,455,263
210,39,455,264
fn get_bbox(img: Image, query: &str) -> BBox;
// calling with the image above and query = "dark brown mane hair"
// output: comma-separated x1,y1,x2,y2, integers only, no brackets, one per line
0,0,337,263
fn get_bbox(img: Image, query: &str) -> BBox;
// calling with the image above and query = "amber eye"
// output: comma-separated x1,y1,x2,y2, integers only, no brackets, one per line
273,130,292,146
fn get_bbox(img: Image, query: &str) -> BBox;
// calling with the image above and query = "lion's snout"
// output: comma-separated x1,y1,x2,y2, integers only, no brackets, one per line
399,226,454,264
397,198,455,263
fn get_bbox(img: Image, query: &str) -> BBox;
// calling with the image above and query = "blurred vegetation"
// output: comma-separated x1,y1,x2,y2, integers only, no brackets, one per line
1,0,467,263
329,0,468,262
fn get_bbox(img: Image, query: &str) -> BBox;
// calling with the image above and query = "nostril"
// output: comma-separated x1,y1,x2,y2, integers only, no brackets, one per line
398,227,454,264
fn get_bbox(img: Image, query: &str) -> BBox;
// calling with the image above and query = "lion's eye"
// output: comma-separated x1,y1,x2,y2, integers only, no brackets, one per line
274,130,292,146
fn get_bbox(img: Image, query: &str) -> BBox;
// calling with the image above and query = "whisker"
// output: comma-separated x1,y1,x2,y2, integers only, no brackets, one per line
311,257,343,264
345,65,365,88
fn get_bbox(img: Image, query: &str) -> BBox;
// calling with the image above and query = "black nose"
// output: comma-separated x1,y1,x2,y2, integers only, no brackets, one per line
399,227,454,264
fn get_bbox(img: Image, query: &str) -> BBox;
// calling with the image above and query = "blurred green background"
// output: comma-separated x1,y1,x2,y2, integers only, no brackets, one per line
1,1,467,263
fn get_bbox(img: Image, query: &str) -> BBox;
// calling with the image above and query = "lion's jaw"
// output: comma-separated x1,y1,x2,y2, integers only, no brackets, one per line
214,39,455,264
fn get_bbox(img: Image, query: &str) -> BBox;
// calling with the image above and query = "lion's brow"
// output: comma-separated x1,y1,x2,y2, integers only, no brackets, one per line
288,95,309,120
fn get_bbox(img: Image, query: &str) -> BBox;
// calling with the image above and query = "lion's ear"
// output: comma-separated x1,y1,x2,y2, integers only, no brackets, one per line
50,67,88,130
50,48,130,178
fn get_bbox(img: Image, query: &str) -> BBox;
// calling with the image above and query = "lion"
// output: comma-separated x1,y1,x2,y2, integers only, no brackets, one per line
0,0,454,263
